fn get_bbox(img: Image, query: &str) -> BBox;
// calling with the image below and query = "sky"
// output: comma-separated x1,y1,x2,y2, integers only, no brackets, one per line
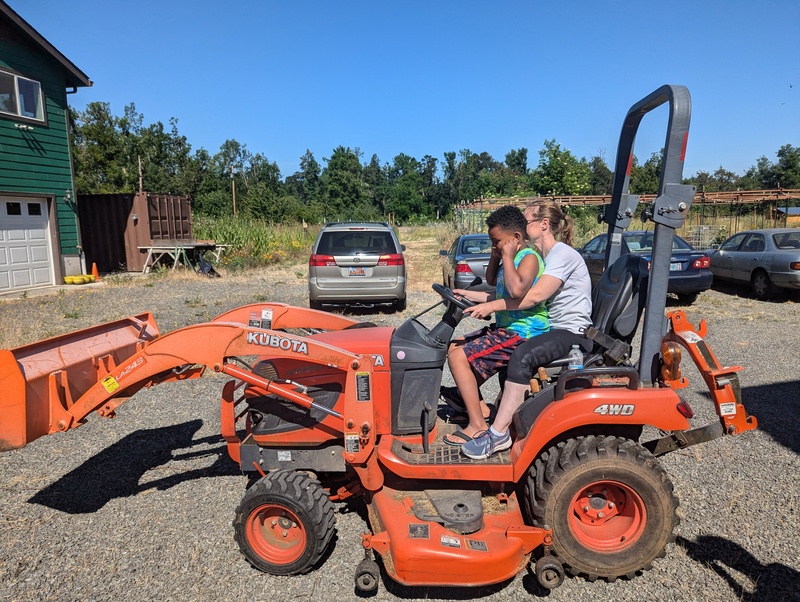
11,0,800,181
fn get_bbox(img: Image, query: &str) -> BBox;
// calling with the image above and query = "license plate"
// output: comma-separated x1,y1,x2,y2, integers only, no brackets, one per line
670,262,682,271
349,267,366,276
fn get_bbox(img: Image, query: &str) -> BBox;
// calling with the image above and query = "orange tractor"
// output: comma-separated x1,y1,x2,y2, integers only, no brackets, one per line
0,86,756,593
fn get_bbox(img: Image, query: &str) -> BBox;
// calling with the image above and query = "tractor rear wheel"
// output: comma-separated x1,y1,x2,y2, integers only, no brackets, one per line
233,470,335,575
526,435,678,581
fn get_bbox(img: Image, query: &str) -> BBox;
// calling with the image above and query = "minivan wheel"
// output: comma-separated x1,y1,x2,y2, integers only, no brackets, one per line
309,299,323,311
394,296,407,312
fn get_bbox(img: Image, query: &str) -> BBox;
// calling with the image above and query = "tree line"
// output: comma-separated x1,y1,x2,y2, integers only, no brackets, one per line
69,102,800,224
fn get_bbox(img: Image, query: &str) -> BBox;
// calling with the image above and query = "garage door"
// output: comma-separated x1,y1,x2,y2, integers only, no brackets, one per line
0,198,54,292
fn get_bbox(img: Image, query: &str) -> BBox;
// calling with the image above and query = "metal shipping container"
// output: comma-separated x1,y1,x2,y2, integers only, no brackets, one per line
77,192,192,273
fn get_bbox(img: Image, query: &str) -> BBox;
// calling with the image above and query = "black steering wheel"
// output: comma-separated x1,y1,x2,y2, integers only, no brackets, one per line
432,283,476,310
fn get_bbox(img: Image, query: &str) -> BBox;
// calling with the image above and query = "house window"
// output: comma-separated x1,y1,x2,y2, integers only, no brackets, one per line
0,69,44,122
6,202,22,216
27,202,42,216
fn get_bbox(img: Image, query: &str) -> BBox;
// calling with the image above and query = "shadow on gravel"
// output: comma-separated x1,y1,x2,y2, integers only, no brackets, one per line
711,280,800,303
28,420,239,513
677,535,800,601
740,380,800,455
324,304,404,318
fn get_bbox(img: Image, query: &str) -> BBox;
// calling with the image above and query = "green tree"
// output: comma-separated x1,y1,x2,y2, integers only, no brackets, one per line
774,144,800,189
70,102,127,193
322,146,366,217
361,153,387,213
242,153,283,217
629,151,662,195
739,156,775,190
588,153,614,195
285,149,321,207
385,153,427,222
505,148,528,176
531,139,591,195
690,167,739,193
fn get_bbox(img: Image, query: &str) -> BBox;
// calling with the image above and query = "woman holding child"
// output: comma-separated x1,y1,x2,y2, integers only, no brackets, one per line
459,200,593,459
442,205,549,446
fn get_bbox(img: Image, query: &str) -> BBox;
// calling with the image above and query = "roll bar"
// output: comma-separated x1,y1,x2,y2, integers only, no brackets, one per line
603,84,696,385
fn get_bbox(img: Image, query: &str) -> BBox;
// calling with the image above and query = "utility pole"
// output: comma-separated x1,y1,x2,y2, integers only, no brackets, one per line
230,164,237,216
138,155,143,193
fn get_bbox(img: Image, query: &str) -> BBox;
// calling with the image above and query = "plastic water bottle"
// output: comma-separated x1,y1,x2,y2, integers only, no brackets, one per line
568,345,584,370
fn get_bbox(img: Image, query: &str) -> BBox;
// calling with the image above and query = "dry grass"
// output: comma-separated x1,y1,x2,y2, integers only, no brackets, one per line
398,225,450,291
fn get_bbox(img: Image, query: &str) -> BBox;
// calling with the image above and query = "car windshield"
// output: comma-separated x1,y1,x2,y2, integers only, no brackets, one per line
773,231,800,249
624,232,692,252
317,231,396,255
460,238,492,255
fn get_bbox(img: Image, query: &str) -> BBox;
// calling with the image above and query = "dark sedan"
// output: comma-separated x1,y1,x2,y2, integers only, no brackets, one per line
709,228,800,299
579,230,712,304
439,233,495,292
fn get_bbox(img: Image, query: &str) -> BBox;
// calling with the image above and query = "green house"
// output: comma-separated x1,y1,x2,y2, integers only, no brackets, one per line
0,1,91,293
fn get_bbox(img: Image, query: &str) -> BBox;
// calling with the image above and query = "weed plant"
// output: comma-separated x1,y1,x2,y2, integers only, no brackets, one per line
193,215,319,271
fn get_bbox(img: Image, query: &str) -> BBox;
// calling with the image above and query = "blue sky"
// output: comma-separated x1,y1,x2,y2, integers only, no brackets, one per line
13,0,800,181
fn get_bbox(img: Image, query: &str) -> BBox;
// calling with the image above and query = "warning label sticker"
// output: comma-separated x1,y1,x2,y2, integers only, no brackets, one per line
345,433,360,453
261,308,273,330
356,372,371,401
466,539,488,552
440,535,461,548
101,375,119,393
680,330,703,344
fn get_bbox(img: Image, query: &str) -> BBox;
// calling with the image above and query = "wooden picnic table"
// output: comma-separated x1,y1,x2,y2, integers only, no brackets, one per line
138,241,228,274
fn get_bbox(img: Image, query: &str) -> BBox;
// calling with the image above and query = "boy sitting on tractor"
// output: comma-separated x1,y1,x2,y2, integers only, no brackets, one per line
442,205,549,446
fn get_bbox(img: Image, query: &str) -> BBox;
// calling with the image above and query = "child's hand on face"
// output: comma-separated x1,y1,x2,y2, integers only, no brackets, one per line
497,237,519,261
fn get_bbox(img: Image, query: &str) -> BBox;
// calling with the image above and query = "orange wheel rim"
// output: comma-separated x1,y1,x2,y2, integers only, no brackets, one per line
569,480,646,552
245,504,306,564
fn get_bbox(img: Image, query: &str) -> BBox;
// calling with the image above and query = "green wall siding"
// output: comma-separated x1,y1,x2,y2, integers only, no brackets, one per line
0,33,79,255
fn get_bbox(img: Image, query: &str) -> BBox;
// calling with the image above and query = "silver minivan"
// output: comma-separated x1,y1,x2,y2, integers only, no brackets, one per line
308,222,406,311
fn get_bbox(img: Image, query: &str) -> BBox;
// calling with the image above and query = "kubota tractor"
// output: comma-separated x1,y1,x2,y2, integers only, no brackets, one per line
0,86,757,593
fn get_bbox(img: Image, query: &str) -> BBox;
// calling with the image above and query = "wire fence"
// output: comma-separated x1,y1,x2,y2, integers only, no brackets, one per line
453,199,799,251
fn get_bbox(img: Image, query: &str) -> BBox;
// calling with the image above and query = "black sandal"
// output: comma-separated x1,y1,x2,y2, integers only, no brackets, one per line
440,386,497,424
440,386,485,412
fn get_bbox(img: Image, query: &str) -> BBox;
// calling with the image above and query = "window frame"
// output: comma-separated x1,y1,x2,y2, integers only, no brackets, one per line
0,67,46,124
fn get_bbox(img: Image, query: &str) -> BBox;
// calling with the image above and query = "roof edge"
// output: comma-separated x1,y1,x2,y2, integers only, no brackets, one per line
0,0,92,87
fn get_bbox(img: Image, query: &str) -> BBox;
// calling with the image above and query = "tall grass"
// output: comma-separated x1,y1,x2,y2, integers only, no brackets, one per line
192,209,786,273
193,215,319,270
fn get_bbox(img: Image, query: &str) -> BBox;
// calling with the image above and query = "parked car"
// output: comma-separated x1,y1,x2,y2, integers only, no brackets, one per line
439,233,495,292
709,228,800,299
579,230,712,304
308,222,406,310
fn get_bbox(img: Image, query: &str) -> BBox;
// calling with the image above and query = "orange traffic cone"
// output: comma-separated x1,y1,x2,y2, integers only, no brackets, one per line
91,262,101,282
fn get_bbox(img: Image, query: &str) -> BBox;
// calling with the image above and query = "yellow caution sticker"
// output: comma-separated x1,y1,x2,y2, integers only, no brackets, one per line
101,375,120,393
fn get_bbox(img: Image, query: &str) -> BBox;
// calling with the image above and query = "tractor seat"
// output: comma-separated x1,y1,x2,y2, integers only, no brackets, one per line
511,253,649,439
541,252,649,374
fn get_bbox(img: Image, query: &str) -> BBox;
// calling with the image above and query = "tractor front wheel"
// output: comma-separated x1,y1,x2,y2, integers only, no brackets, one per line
526,435,678,581
233,470,336,575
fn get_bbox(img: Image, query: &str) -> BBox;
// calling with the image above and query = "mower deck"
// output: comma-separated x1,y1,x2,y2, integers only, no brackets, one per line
364,483,546,587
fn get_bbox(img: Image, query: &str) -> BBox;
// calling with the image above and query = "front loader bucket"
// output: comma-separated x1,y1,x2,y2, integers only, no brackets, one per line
0,313,160,451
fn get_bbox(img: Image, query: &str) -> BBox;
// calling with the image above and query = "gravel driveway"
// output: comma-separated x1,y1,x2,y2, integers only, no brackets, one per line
0,271,798,602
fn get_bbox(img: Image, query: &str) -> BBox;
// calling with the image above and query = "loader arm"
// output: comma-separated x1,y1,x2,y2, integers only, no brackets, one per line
0,306,373,453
